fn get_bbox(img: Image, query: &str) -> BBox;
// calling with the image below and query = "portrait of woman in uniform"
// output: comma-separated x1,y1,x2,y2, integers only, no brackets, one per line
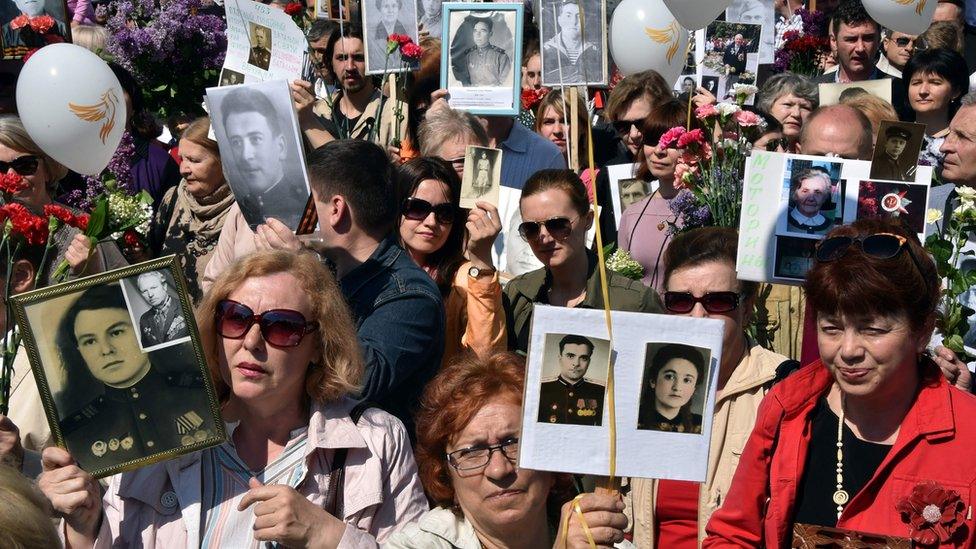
11,259,224,477
636,342,711,434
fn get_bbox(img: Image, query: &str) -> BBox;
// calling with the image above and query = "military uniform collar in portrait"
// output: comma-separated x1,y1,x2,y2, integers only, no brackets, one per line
140,292,188,348
537,375,606,426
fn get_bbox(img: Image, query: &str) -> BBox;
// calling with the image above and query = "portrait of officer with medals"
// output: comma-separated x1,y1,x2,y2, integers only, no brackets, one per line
131,270,190,350
537,334,606,426
246,23,273,71
637,343,709,434
451,15,514,87
12,263,223,478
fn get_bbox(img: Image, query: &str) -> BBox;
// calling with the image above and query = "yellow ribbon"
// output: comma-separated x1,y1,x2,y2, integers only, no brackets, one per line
559,494,598,549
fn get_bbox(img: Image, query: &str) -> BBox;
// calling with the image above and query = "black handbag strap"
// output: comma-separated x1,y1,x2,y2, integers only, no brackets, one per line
323,401,375,517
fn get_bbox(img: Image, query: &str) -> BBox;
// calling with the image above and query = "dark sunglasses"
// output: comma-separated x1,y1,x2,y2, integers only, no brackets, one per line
764,137,789,152
401,197,457,225
815,232,926,275
612,118,643,136
517,216,575,241
215,299,318,348
664,291,740,314
894,37,915,48
0,155,39,176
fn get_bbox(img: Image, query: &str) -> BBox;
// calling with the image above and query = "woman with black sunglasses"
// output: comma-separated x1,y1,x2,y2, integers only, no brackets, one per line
39,250,428,547
629,227,793,547
395,157,506,366
705,218,976,547
504,169,661,353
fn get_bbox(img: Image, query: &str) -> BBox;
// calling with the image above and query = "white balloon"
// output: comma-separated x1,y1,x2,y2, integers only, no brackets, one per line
862,0,936,36
610,0,690,83
663,0,731,31
16,43,126,176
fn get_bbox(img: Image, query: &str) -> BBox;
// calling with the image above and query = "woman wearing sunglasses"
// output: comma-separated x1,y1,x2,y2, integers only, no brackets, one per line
395,157,505,366
705,219,976,547
902,48,970,173
384,351,627,548
629,227,792,547
40,250,428,548
504,169,660,353
0,115,127,284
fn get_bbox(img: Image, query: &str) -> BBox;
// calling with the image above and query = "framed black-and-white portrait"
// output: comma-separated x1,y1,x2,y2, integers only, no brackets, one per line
1,0,71,59
441,2,523,116
10,257,225,478
362,0,420,74
417,0,443,38
460,145,501,208
205,80,312,232
538,0,606,87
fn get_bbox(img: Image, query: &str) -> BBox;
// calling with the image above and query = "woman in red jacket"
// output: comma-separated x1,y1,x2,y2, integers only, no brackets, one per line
704,218,976,548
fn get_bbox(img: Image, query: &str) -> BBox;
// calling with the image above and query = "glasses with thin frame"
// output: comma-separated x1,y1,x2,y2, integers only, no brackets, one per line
447,437,520,471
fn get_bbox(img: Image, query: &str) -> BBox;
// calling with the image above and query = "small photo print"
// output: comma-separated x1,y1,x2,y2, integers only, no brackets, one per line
417,0,443,38
246,22,273,71
120,269,192,352
701,75,720,96
218,68,245,87
702,20,761,105
637,343,711,434
778,157,845,238
818,79,892,106
774,235,818,280
537,333,610,427
460,145,502,208
856,180,929,234
674,74,700,97
869,120,925,183
315,0,351,20
617,178,651,212
363,0,420,74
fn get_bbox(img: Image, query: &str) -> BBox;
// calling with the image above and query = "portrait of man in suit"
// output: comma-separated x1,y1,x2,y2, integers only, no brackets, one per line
135,271,189,349
722,34,748,88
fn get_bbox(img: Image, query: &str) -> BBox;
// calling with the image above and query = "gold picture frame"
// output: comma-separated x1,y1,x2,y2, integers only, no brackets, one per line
10,255,226,478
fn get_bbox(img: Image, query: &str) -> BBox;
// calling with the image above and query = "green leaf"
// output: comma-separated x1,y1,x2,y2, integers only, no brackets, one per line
86,198,109,239
135,190,153,206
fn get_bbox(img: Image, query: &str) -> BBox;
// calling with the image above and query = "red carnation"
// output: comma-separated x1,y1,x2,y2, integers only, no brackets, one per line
10,14,29,30
29,14,55,34
897,481,967,547
75,213,90,231
0,172,30,196
401,42,422,60
122,229,141,247
394,34,412,46
284,2,303,15
1,203,49,246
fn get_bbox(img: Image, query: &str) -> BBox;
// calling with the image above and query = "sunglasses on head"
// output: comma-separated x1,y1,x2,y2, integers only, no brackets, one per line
517,216,575,241
815,232,926,275
215,299,318,348
612,118,643,136
0,155,39,176
664,291,740,314
401,197,457,225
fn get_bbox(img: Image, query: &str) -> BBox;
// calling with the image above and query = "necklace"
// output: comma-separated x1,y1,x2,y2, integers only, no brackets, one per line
833,396,849,519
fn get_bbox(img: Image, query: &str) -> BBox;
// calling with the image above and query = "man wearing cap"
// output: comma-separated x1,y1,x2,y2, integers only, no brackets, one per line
872,125,916,182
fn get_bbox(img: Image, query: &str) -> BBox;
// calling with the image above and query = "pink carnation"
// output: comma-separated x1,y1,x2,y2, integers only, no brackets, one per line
733,110,760,127
657,126,686,149
674,163,695,189
695,104,718,119
677,129,705,148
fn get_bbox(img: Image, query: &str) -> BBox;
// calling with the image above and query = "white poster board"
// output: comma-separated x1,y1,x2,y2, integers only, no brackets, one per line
222,0,309,84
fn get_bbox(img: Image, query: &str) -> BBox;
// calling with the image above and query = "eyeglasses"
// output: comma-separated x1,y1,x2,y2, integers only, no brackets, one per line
664,291,740,314
0,155,39,176
815,232,926,275
447,437,519,471
894,37,915,48
215,299,318,348
612,118,643,136
401,197,457,225
517,216,576,241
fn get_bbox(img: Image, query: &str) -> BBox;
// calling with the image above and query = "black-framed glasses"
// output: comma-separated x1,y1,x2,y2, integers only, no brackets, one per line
215,299,318,348
401,197,457,225
517,216,576,241
815,232,926,275
0,155,39,176
894,36,915,48
764,137,789,152
664,291,740,314
612,118,643,136
447,437,520,471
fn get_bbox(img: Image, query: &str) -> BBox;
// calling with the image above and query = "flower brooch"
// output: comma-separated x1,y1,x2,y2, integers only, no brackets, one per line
896,481,967,547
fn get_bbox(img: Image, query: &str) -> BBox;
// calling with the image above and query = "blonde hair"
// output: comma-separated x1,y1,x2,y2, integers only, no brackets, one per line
180,116,221,161
0,465,60,549
71,24,109,55
196,250,364,404
534,89,590,162
839,93,898,142
0,115,69,190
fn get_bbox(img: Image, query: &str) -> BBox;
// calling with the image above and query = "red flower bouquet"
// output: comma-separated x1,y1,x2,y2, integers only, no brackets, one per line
896,481,967,547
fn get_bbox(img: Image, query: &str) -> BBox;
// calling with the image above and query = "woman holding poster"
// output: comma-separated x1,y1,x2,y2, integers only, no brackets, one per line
705,219,976,547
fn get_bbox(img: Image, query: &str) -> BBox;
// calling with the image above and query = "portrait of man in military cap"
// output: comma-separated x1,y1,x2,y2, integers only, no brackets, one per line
537,333,608,426
448,12,516,88
869,121,925,183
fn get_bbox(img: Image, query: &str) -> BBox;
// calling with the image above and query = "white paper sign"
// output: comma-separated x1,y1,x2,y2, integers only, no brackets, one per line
519,306,724,481
222,0,309,84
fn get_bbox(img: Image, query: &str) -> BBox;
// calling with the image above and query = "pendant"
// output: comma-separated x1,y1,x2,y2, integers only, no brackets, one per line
832,489,849,505
657,221,665,231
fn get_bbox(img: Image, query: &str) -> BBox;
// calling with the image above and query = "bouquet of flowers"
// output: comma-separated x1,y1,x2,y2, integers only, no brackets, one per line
604,246,644,281
659,89,766,234
101,0,226,118
773,8,831,78
925,188,976,362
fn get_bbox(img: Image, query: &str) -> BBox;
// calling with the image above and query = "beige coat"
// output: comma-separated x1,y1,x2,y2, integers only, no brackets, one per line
7,343,51,478
629,341,787,547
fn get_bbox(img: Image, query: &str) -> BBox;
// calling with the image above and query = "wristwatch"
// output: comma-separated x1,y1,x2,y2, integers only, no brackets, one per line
468,265,496,279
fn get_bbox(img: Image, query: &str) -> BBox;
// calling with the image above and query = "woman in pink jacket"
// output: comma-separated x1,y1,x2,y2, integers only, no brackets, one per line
38,250,428,548
704,218,976,547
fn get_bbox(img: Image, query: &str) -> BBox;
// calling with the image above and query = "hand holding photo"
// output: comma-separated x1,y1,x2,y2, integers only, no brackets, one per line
460,145,501,209
868,120,925,183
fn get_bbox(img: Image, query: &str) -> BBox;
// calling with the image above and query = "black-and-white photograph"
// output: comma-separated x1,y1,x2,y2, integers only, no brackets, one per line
315,0,351,20
11,259,224,478
363,0,420,74
726,0,774,64
539,0,606,87
818,80,893,106
537,333,609,427
869,120,925,183
777,158,845,238
205,80,312,232
218,68,245,87
675,74,699,97
246,22,273,71
1,0,69,58
773,235,817,280
702,20,760,104
460,145,501,208
417,0,442,38
120,269,191,352
701,75,719,96
617,178,650,212
637,342,712,434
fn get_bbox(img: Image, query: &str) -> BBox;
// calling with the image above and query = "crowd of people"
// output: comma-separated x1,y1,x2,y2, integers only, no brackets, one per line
1,0,976,547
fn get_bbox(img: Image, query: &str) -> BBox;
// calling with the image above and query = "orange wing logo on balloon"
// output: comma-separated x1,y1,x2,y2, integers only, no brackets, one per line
645,20,681,65
892,0,926,15
68,89,119,145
